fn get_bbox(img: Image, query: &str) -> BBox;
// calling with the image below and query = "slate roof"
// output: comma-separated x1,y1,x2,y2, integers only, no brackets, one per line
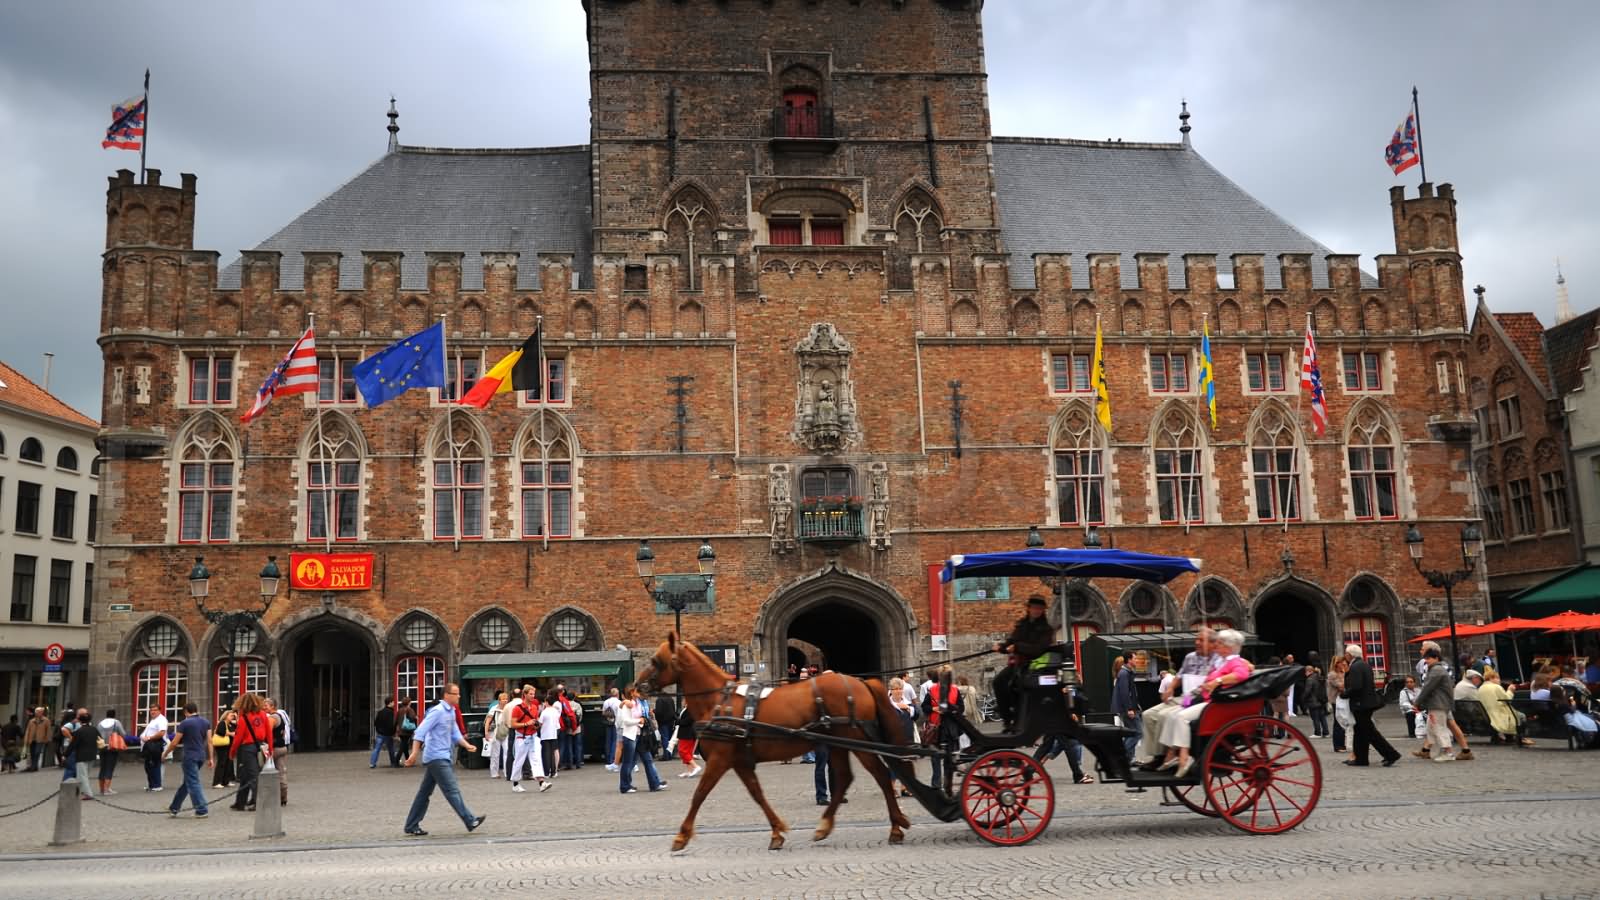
0,359,99,430
1542,308,1600,397
219,146,593,292
991,138,1376,291
1492,312,1549,385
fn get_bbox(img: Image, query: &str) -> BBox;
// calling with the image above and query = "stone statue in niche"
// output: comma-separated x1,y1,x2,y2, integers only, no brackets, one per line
769,465,795,554
868,463,890,550
792,323,861,454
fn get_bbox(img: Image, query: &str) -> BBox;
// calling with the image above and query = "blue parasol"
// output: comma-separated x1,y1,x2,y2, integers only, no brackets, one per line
940,547,1202,585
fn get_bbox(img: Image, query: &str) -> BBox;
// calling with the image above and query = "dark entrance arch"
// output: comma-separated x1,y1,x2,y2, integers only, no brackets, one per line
281,620,373,751
1252,584,1334,662
787,601,881,675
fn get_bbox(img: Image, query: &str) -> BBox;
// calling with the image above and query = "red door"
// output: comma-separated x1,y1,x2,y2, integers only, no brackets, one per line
782,89,819,138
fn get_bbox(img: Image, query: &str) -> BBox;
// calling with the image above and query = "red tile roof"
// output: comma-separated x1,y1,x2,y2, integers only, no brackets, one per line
0,359,98,430
1493,312,1549,387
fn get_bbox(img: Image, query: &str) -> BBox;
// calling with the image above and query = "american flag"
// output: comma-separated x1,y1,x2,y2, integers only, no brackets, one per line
1385,107,1420,175
1301,322,1327,436
102,95,147,151
241,327,317,424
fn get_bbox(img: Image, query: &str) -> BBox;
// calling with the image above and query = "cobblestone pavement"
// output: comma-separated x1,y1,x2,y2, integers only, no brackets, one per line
2,711,1597,897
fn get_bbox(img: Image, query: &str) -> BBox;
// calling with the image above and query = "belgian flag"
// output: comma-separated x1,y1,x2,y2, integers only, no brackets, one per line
459,324,542,408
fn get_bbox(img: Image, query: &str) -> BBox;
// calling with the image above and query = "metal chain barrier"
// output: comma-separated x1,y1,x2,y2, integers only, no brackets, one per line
87,784,242,815
0,790,60,818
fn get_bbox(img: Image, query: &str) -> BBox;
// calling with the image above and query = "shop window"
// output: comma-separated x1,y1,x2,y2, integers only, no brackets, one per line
134,661,187,730
1341,616,1389,679
395,655,445,708
214,660,267,709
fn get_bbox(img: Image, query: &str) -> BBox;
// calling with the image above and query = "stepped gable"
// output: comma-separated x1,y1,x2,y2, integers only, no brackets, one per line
992,137,1375,291
0,359,98,429
218,145,593,292
1542,307,1600,396
1492,311,1549,384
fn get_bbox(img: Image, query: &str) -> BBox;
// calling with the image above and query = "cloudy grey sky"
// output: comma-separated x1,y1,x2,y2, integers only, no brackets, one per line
2,0,1595,418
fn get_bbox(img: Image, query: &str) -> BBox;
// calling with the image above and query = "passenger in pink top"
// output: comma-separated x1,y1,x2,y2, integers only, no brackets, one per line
1157,629,1254,778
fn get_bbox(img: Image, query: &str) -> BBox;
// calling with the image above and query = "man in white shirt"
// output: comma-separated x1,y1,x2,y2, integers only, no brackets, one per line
139,706,169,792
602,688,623,772
537,691,563,779
917,670,936,704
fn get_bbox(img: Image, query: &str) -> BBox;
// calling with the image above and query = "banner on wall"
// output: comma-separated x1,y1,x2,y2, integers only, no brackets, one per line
926,563,946,643
289,552,375,591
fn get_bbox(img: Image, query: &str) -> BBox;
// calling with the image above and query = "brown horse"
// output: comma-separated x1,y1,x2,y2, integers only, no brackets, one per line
635,633,912,851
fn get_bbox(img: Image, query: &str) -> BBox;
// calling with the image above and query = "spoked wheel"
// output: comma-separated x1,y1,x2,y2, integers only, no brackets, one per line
1201,715,1322,835
959,749,1055,846
1168,782,1220,818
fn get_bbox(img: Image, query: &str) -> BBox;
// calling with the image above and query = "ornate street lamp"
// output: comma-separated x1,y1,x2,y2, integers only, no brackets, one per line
635,539,715,639
185,555,282,708
1404,524,1483,682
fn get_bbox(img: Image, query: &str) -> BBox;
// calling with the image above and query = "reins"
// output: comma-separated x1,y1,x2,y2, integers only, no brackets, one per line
655,647,999,699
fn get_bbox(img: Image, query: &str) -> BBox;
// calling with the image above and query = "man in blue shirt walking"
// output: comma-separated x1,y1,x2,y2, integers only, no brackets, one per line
402,684,486,836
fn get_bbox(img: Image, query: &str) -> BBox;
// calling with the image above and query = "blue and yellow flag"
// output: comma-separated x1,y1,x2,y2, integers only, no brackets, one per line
1199,319,1217,429
352,321,447,408
1091,317,1112,431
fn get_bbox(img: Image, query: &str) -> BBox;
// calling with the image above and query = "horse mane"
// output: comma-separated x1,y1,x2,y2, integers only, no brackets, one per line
680,639,735,684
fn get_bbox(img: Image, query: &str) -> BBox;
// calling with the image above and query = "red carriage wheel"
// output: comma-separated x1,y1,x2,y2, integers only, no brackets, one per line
959,749,1055,846
1200,715,1322,835
1169,782,1220,818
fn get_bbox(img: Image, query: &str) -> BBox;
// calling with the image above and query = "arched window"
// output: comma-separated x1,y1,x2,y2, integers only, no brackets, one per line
664,186,715,290
759,189,852,247
519,411,576,539
20,437,43,463
176,415,237,543
1189,579,1240,629
1249,403,1302,522
1152,406,1204,524
0,430,7,456
1347,401,1400,520
304,416,365,542
430,414,487,540
56,447,78,470
538,607,601,652
1341,615,1390,679
1051,404,1106,526
132,620,188,728
214,659,267,710
393,615,446,707
1121,585,1167,632
894,190,943,254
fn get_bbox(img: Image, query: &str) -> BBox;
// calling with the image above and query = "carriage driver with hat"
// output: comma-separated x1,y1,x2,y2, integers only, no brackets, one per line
991,596,1057,733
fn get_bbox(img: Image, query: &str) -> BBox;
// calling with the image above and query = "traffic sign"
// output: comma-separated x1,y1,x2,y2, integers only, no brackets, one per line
43,643,65,665
44,663,62,673
109,603,133,613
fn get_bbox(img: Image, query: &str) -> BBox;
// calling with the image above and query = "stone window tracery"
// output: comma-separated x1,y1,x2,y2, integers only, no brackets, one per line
1152,407,1204,524
176,415,237,544
1249,404,1302,522
1348,402,1400,520
1051,404,1106,526
304,417,365,542
519,410,576,539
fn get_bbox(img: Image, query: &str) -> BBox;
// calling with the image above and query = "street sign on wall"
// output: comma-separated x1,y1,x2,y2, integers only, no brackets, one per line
41,672,63,686
43,643,65,664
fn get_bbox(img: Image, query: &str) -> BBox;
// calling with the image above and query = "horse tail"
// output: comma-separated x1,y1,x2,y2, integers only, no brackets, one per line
862,678,906,746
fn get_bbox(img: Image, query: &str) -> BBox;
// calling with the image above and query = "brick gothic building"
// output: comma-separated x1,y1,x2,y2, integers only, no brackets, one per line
88,0,1487,743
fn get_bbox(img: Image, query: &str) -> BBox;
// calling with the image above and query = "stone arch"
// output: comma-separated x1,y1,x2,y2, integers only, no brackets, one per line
514,298,541,336
532,604,606,652
460,605,529,655
1313,298,1338,333
1121,298,1144,333
1363,297,1388,332
753,563,919,677
1169,298,1193,334
1217,299,1241,334
570,300,597,338
1183,577,1245,628
1249,573,1340,661
950,298,979,336
1045,580,1113,633
1072,299,1096,335
1011,297,1041,334
1114,582,1181,630
661,180,719,291
273,605,385,748
458,299,486,336
777,62,824,94
385,608,454,663
120,613,197,669
677,298,706,337
336,297,364,335
400,296,428,333
622,299,649,337
277,297,303,336
1264,298,1289,333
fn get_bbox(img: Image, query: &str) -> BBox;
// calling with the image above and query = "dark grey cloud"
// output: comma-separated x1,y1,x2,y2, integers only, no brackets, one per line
2,0,1594,417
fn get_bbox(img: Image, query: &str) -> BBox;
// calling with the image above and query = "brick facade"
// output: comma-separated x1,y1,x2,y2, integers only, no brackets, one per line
88,0,1486,743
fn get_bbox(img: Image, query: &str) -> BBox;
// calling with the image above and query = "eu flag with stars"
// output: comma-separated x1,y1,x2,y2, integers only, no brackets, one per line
352,322,447,408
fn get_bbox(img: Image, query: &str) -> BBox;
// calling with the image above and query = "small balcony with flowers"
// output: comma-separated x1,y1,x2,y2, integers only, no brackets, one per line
797,494,865,544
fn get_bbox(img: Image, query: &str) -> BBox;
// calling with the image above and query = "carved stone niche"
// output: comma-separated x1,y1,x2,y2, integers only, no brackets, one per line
867,461,890,550
768,463,795,555
791,323,861,455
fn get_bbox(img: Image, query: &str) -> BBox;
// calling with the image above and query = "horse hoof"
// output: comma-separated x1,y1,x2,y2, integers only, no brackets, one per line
813,821,834,842
769,835,785,851
671,837,688,852
888,830,905,845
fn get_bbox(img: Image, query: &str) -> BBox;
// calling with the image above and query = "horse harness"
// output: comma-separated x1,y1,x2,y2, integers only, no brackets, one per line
700,672,883,767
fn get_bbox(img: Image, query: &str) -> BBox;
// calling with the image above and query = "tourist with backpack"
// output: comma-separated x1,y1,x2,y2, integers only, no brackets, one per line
96,709,128,795
265,698,293,806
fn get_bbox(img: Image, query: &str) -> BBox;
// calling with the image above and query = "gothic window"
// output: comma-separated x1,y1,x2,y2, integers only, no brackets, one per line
303,416,365,542
664,187,715,290
538,607,601,652
175,415,237,544
1541,470,1569,532
518,410,576,539
477,614,512,651
1152,407,1204,524
430,415,487,540
893,190,943,289
1249,404,1302,522
1051,405,1106,527
1347,402,1400,520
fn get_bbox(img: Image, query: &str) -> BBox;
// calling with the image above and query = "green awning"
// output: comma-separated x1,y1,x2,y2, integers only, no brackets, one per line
1509,564,1600,615
459,662,621,679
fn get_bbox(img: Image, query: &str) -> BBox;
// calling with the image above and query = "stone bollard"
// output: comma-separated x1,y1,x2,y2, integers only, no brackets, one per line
252,765,284,839
49,779,83,846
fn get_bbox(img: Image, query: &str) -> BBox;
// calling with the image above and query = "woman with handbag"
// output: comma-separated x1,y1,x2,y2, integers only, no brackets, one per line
1329,655,1352,755
396,700,419,759
228,694,274,812
96,709,128,795
211,709,236,788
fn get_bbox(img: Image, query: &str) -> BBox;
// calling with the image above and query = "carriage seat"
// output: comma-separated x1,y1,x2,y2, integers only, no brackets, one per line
1210,665,1302,703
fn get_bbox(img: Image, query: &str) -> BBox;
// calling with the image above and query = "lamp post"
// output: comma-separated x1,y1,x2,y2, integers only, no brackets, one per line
1404,523,1484,683
188,555,282,709
635,539,716,639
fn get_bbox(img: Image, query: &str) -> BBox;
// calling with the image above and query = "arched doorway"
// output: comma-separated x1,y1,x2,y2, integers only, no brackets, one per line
787,601,881,674
1251,578,1337,662
280,618,375,751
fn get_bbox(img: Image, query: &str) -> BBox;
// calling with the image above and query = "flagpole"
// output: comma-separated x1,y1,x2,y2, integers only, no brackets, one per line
535,315,548,551
139,69,149,185
1411,85,1427,186
310,313,333,553
440,314,461,551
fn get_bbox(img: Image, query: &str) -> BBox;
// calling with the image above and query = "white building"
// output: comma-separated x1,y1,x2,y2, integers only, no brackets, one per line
0,360,99,723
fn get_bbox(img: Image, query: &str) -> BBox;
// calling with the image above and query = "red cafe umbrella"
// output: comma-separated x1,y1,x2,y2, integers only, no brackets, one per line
1474,617,1546,677
1535,611,1600,633
1408,622,1495,643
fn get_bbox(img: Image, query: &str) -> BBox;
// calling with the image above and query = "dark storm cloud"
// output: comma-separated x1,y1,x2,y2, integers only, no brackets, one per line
2,1,1594,416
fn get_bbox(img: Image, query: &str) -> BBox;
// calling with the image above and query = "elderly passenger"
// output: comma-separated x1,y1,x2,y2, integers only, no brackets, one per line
1133,628,1219,768
1158,629,1254,778
1476,669,1533,746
